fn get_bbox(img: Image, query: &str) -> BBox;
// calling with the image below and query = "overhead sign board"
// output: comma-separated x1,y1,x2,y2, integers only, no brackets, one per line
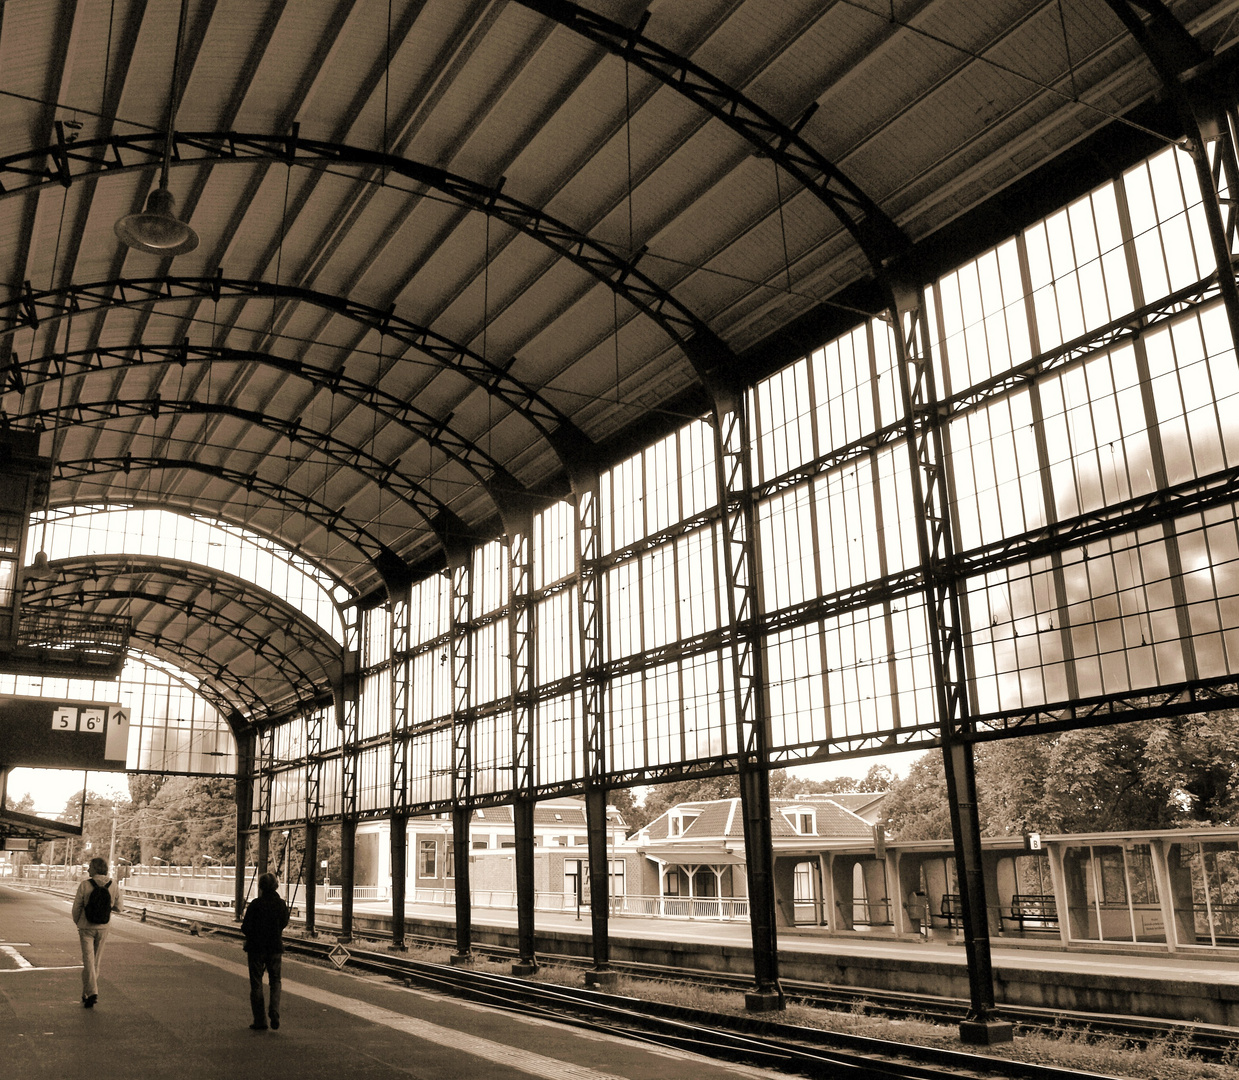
0,696,129,771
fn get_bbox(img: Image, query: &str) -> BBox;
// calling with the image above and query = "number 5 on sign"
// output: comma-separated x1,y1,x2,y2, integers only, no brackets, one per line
52,707,78,731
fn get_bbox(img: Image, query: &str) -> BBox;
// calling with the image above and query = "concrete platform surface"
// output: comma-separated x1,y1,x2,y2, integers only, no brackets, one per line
0,886,787,1080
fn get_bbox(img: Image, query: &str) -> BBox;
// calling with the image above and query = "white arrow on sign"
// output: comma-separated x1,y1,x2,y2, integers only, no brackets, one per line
105,706,130,762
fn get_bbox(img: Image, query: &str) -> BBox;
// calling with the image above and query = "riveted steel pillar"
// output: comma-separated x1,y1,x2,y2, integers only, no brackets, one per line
389,812,408,951
304,704,324,936
575,471,613,984
888,277,1008,1043
338,606,360,943
256,827,270,877
303,821,319,936
339,815,356,943
448,544,473,960
451,807,472,963
508,518,539,976
512,798,537,975
584,787,617,988
256,726,273,880
713,391,782,1011
234,729,255,921
391,586,411,950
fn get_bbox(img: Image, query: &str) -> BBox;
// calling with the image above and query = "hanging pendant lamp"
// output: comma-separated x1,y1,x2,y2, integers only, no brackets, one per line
115,0,198,256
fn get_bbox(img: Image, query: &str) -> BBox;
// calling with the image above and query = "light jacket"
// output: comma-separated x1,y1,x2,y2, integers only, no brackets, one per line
71,873,123,929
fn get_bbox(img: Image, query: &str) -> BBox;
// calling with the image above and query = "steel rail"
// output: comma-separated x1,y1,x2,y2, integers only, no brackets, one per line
111,893,1237,1069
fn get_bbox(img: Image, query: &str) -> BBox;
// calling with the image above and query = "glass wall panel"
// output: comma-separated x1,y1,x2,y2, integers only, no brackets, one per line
536,694,581,787
931,238,1030,393
472,710,513,797
534,500,574,589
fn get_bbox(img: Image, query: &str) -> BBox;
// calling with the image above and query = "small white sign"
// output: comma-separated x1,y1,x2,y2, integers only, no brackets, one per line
1028,832,1042,850
328,944,350,970
51,707,77,731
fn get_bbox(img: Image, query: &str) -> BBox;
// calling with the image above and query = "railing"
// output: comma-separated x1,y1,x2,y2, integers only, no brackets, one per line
325,885,384,901
615,894,749,920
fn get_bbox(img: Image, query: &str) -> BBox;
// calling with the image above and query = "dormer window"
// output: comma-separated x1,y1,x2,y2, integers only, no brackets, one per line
669,810,700,837
782,808,815,835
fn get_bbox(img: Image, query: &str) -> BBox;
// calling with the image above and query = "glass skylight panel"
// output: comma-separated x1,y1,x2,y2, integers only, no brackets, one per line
812,457,879,598
472,539,509,616
1178,511,1239,679
364,605,391,667
1123,146,1212,303
674,527,720,638
808,323,876,459
949,392,1044,549
604,559,640,661
645,433,680,535
606,671,640,773
535,589,577,685
758,485,816,610
754,360,814,482
1144,305,1239,485
533,499,574,589
470,619,510,705
359,669,389,739
679,419,717,518
409,572,449,647
641,545,678,650
37,505,343,642
931,239,1030,393
410,647,451,726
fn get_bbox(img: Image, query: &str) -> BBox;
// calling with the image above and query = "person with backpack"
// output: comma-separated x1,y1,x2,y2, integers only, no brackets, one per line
241,873,289,1030
70,856,123,1007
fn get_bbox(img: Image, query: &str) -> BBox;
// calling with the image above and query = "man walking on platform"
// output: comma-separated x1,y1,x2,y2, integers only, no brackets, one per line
71,856,122,1007
241,872,289,1030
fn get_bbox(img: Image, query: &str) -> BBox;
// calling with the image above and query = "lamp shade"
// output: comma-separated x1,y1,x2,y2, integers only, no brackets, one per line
24,550,54,580
114,186,199,256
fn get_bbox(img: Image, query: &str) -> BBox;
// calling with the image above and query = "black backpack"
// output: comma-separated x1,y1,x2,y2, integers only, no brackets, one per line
84,880,112,924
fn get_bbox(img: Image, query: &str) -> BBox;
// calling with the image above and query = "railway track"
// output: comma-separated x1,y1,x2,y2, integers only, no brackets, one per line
21,884,1238,1073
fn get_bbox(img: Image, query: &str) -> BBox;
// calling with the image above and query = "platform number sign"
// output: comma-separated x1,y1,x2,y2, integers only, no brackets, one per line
0,695,127,770
51,706,106,732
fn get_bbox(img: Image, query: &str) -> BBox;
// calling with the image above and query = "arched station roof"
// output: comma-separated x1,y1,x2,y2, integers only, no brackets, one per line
1,0,1235,732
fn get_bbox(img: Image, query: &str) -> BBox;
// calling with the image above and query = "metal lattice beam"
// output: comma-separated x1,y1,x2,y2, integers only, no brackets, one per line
6,343,542,518
513,0,909,271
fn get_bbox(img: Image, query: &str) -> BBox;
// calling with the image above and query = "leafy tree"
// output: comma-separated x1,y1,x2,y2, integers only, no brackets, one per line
128,774,168,809
881,712,1239,841
139,777,236,865
8,792,35,814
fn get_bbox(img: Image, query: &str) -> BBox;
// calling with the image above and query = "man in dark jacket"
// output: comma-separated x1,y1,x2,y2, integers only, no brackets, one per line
241,872,290,1030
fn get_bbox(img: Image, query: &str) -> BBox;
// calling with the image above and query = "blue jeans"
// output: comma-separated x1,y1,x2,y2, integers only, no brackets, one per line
78,923,110,998
248,952,282,1024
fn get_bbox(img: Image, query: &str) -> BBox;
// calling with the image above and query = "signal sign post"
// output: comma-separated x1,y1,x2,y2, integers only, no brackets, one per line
0,696,129,771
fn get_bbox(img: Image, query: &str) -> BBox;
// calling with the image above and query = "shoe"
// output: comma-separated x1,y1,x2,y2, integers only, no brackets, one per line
84,995,97,1008
249,1022,268,1031
269,1013,280,1030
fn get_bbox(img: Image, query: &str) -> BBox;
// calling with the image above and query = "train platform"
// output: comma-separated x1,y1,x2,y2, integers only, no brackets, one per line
331,898,1239,1028
0,886,787,1080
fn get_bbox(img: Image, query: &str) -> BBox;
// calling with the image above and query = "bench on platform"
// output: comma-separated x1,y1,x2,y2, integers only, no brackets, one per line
937,892,962,928
1002,892,1058,932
